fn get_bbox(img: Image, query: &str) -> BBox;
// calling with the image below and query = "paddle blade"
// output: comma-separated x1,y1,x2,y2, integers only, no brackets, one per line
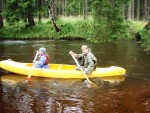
89,81,97,87
26,77,31,82
28,70,32,78
26,70,33,82
84,80,97,88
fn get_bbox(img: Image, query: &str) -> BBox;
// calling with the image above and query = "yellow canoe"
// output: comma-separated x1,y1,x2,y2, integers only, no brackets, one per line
0,60,126,79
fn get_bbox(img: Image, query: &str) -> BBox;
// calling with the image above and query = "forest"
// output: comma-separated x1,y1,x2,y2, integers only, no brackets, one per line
0,0,150,50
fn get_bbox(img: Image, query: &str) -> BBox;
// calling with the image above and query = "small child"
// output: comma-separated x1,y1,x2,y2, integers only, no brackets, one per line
34,47,49,68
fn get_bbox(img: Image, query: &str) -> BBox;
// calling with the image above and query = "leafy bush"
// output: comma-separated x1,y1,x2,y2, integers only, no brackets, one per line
140,29,150,50
92,0,130,42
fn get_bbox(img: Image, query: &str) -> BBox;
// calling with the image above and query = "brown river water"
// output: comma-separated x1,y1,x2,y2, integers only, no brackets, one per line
0,40,150,113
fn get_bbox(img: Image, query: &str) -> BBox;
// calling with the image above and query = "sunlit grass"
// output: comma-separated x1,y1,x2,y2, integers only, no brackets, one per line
59,16,93,23
129,20,146,33
34,16,93,24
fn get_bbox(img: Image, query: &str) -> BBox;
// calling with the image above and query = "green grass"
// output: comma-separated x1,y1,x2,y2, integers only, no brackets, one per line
0,17,94,40
128,20,146,34
0,17,146,42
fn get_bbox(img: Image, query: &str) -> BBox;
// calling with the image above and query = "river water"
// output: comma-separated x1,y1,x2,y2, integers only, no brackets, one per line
0,40,150,113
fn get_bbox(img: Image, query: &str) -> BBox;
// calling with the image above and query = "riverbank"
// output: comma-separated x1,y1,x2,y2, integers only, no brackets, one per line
0,17,146,41
0,17,91,40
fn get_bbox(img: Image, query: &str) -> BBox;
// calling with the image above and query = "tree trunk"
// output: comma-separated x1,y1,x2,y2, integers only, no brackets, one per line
79,1,81,16
148,0,150,17
65,0,67,16
131,0,135,20
136,0,140,20
122,4,125,18
45,0,60,32
62,0,65,16
83,0,88,19
0,0,4,28
27,11,35,26
54,0,57,19
144,0,148,20
27,3,35,26
127,1,132,20
38,0,42,22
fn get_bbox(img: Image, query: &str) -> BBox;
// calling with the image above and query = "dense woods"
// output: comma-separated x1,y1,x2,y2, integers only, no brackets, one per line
124,0,150,20
0,0,149,25
0,0,149,26
0,0,150,49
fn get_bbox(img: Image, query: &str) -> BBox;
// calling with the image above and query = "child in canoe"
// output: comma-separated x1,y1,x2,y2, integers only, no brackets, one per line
34,47,49,68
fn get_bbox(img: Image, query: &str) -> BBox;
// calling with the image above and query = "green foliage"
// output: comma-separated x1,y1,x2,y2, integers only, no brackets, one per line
18,1,31,9
0,16,146,44
128,21,145,32
92,0,130,42
57,18,93,39
140,29,150,50
0,18,93,40
3,0,35,25
0,21,56,39
65,0,82,16
3,0,20,24
1,0,134,43
127,20,146,38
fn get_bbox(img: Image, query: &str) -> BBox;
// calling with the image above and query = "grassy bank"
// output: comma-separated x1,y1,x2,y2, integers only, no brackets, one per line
0,17,93,40
128,20,150,51
0,17,146,42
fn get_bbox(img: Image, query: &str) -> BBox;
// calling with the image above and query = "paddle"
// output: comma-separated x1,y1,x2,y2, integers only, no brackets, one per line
70,54,97,87
26,51,39,82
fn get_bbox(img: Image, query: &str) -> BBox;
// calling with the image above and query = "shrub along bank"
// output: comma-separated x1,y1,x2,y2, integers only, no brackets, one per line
0,18,148,50
0,18,94,40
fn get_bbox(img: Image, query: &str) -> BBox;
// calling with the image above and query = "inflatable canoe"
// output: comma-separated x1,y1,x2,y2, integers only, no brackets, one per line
0,60,126,79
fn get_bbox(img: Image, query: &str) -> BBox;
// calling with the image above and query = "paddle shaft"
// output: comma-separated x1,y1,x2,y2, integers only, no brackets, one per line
27,51,39,80
33,51,39,62
71,54,91,82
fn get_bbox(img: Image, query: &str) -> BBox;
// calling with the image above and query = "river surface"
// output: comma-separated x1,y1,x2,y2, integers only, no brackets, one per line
0,40,150,113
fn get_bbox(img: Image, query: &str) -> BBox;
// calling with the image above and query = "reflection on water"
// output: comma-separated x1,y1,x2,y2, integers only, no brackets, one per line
0,40,150,113
1,74,126,113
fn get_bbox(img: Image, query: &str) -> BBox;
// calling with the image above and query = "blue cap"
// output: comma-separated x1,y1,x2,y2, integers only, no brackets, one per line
39,47,46,53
